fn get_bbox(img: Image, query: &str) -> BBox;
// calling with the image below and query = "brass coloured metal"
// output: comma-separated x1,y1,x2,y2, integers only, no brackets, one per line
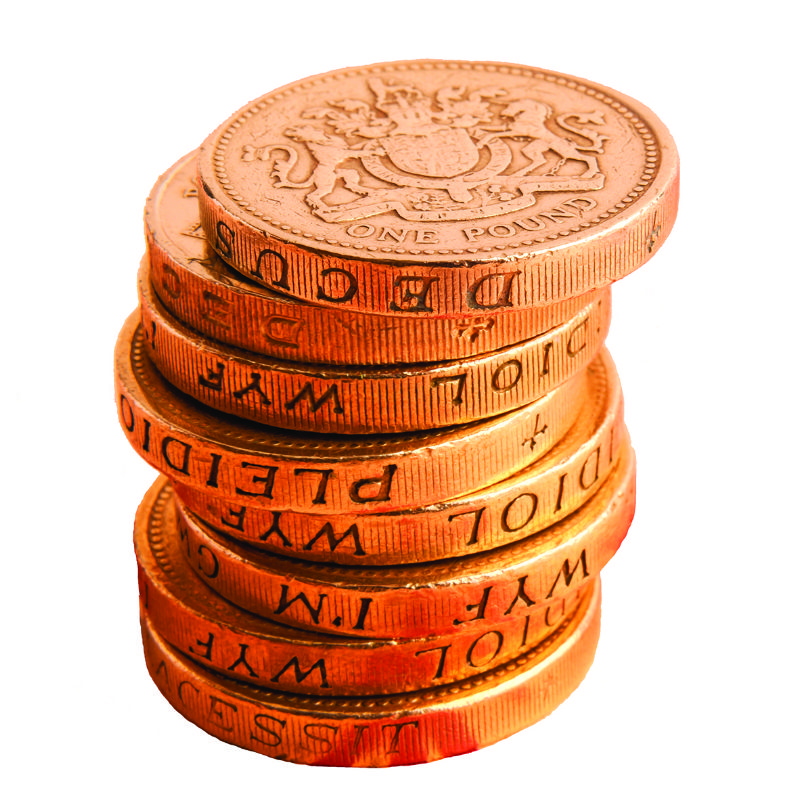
138,476,585,695
198,60,678,316
114,58,679,766
176,441,634,639
116,314,586,513
141,578,600,766
139,270,610,434
174,348,623,564
148,153,601,364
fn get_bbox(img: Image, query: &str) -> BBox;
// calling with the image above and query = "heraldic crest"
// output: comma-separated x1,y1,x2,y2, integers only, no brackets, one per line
241,78,610,223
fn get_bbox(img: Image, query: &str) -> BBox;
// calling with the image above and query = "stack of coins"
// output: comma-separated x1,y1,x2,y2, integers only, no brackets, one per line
115,60,678,767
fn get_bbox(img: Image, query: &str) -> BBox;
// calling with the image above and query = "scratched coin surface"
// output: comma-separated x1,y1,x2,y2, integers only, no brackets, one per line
147,153,601,363
140,272,610,433
141,578,600,766
175,347,623,564
137,476,585,695
198,60,678,315
177,440,633,639
115,313,585,513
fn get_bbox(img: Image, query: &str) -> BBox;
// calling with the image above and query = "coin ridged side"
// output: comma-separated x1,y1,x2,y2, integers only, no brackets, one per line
175,347,622,564
176,442,633,639
139,272,610,433
141,578,600,766
115,313,586,513
146,153,603,364
138,476,585,695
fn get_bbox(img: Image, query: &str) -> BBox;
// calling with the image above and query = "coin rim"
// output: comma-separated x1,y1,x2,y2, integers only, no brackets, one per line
200,59,675,264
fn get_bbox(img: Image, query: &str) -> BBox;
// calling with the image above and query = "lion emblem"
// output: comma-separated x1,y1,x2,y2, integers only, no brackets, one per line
241,78,609,222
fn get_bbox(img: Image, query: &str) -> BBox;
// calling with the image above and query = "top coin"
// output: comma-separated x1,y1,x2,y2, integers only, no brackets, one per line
198,60,678,316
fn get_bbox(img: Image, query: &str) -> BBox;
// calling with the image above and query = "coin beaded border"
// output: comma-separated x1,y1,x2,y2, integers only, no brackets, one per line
210,62,659,257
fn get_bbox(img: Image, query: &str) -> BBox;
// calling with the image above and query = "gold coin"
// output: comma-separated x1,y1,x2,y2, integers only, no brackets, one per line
139,269,610,433
116,312,586,513
141,577,600,766
198,60,678,315
175,347,623,564
176,440,633,639
138,475,585,695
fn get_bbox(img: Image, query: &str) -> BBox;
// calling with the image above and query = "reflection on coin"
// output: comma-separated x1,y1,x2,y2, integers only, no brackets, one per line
115,313,585,513
198,60,678,315
141,577,600,766
140,271,610,433
147,153,600,362
176,441,633,639
137,475,584,695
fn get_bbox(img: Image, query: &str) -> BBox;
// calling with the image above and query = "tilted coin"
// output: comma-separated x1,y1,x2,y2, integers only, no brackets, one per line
176,441,633,639
198,60,678,316
147,153,601,364
175,347,623,564
137,476,585,695
141,578,600,766
115,313,585,513
139,269,610,434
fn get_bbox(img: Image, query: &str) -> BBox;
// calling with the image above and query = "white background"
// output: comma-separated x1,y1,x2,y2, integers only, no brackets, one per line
4,2,796,797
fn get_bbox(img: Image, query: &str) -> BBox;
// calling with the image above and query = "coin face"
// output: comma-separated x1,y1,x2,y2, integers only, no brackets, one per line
199,60,678,313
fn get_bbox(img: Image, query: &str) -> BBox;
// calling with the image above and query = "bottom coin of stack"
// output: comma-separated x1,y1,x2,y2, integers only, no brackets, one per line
137,478,603,767
141,589,599,767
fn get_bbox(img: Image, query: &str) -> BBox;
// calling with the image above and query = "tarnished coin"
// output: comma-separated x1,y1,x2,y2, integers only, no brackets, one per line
137,476,585,695
175,347,623,564
141,578,600,766
198,60,678,316
140,270,609,434
115,313,585,513
176,441,633,639
147,153,601,363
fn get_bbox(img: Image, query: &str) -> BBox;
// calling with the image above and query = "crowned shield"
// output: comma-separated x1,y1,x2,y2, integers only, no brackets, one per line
382,129,479,178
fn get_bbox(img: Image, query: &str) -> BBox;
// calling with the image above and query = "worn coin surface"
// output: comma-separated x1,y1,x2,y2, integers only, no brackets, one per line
198,60,678,315
140,271,609,433
141,577,600,766
137,476,585,695
175,347,623,564
148,153,601,363
176,440,633,639
115,313,585,513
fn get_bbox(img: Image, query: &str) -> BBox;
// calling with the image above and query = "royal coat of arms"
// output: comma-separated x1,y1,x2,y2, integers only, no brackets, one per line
241,78,609,223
